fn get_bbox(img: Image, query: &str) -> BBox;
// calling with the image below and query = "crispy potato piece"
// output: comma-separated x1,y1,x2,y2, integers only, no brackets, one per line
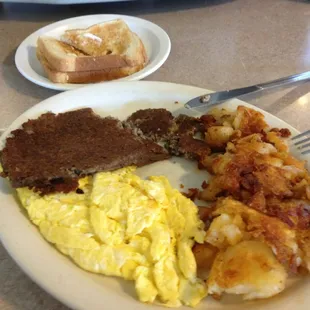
200,114,217,130
207,241,287,300
254,155,284,168
266,131,288,152
203,108,236,127
198,154,220,173
233,134,277,155
265,198,310,230
205,213,246,249
253,165,293,198
198,206,215,223
274,152,306,170
205,126,235,150
193,243,218,279
233,106,268,136
247,190,266,213
198,179,223,201
199,175,240,201
211,198,301,271
201,153,232,175
297,230,310,271
307,186,310,200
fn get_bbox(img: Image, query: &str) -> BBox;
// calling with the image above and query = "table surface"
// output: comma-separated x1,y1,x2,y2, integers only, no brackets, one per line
1,0,310,309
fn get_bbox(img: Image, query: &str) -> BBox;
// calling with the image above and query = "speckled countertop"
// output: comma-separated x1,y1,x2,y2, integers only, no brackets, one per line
1,0,310,309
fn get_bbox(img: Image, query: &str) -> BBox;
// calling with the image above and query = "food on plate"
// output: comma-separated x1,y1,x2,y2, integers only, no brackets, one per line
125,108,175,142
17,167,207,307
125,108,210,160
37,36,141,72
1,104,310,307
0,108,169,194
207,240,287,300
61,19,146,64
194,197,310,300
37,48,144,84
36,19,147,83
197,107,310,232
205,198,301,272
188,105,310,301
37,37,86,72
125,109,203,143
0,108,211,195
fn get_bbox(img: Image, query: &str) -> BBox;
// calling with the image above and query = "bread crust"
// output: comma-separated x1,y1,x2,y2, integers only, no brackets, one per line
37,48,144,84
37,36,145,72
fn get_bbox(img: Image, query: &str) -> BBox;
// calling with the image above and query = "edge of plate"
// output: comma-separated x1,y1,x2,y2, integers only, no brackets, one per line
0,81,305,310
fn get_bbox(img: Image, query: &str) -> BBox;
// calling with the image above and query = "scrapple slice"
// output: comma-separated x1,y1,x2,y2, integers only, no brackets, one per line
0,108,170,194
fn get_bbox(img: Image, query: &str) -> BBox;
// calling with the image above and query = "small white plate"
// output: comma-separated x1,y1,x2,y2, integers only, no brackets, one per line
15,15,171,91
0,81,309,310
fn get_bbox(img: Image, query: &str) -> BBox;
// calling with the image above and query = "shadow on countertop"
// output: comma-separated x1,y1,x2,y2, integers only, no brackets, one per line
2,48,58,100
0,0,235,22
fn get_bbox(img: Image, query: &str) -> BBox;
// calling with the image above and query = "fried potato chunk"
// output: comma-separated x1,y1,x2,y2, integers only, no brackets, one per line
207,240,287,300
201,108,236,128
297,230,310,271
205,213,246,249
253,165,293,197
199,129,310,230
210,198,301,271
233,106,268,136
192,243,218,279
193,105,310,302
265,198,310,230
205,126,235,150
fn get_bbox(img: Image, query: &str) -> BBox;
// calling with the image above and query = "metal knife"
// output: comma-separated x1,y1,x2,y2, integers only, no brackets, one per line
185,71,310,109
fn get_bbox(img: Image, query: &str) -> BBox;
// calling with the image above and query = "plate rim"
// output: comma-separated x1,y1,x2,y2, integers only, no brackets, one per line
0,81,308,310
14,14,171,91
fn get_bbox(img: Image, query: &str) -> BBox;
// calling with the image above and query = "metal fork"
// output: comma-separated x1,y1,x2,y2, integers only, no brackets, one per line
291,130,310,155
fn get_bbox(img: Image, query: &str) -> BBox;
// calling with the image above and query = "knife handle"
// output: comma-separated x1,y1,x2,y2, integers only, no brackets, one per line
185,71,310,109
258,71,310,90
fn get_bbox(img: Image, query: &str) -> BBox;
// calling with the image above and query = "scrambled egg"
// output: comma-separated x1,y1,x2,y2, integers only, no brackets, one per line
17,167,207,307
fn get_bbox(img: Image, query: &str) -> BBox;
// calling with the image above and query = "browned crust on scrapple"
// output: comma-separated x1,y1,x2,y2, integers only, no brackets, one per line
125,109,174,142
0,108,170,193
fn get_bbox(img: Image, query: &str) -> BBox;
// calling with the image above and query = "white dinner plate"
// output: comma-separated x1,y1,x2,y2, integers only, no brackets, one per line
0,81,309,310
15,15,171,91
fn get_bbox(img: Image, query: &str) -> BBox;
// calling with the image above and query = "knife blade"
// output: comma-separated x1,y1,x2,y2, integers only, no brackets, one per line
185,71,310,109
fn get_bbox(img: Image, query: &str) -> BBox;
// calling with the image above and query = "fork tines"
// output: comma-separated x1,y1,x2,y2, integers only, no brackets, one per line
291,130,310,155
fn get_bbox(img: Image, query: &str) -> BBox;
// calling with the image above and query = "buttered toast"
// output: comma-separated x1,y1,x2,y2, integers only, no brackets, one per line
36,19,148,84
61,19,147,67
37,37,135,72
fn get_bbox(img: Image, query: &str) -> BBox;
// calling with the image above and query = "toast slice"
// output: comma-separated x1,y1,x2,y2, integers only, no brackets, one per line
61,19,147,67
37,37,135,72
37,48,144,84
